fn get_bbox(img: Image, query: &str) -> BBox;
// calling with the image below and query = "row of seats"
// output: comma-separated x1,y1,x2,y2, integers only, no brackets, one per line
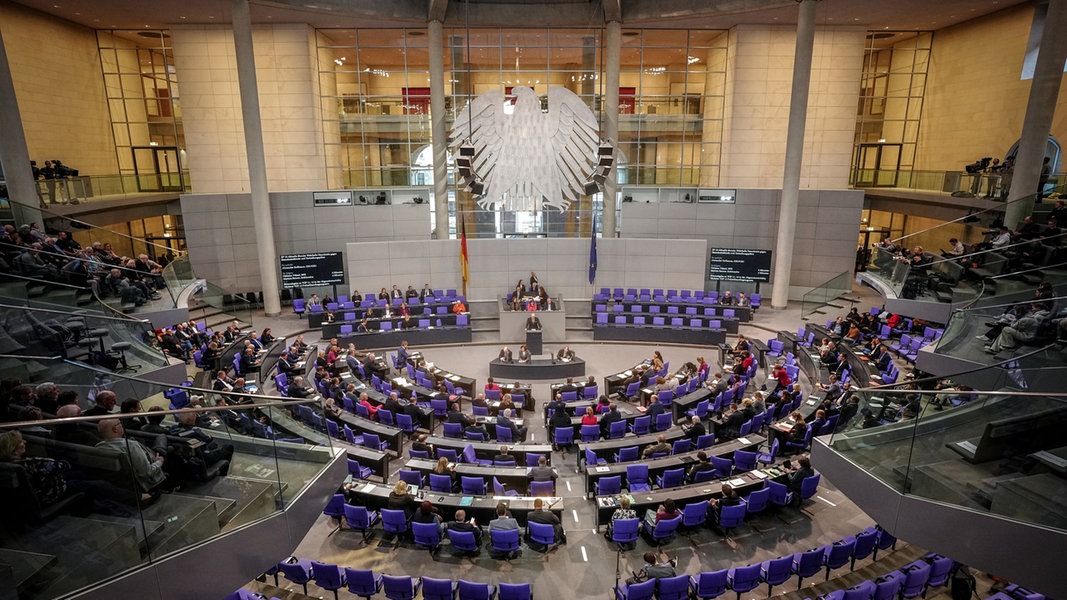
261,556,532,600
613,525,900,600
594,287,760,308
594,314,731,329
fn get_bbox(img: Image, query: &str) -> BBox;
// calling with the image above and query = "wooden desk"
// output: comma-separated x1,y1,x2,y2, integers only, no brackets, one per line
423,436,554,466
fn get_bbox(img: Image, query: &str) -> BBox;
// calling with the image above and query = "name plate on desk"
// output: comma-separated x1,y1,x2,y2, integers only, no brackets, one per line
737,437,751,445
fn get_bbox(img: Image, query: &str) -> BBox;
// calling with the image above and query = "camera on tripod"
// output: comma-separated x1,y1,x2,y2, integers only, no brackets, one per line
964,157,991,174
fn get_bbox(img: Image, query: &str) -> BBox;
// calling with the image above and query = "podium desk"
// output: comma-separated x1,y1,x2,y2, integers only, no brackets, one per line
526,329,543,355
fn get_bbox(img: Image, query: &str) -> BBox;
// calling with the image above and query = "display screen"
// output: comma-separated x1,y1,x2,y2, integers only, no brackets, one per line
280,252,345,287
708,248,772,282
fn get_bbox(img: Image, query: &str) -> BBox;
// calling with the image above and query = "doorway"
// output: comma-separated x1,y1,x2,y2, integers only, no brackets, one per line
853,143,902,187
131,146,184,192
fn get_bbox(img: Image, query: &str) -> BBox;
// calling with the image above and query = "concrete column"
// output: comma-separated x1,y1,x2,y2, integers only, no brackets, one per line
770,0,818,309
603,21,621,238
232,0,281,315
1006,0,1067,228
0,23,43,223
428,20,450,240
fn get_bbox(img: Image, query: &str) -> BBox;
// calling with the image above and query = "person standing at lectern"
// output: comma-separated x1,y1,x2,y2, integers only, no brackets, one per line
526,313,542,331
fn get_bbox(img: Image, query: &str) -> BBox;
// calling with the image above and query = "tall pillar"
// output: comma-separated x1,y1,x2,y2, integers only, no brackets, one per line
603,21,621,238
428,20,450,240
0,23,42,224
232,0,281,315
1006,0,1067,228
770,0,818,309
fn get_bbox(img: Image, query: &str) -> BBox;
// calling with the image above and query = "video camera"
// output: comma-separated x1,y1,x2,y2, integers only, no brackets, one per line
964,157,991,174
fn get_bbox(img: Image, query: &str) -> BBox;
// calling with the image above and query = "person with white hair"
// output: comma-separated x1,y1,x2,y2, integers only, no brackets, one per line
495,407,527,442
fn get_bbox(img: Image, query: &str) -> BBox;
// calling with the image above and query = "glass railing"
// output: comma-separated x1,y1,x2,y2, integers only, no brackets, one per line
863,247,911,296
0,300,169,373
827,379,1067,532
189,280,255,331
933,293,1064,370
852,168,1062,201
455,208,602,238
799,271,854,320
160,254,199,296
0,359,337,600
31,173,190,206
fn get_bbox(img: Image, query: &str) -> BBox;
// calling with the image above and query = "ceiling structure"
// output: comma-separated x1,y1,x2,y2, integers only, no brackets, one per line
9,0,1031,32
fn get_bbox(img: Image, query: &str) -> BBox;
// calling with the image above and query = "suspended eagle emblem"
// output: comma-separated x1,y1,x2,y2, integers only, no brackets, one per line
451,86,611,212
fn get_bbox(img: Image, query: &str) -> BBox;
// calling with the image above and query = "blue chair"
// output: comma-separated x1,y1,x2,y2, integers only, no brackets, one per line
322,493,346,535
458,579,496,600
654,413,672,432
657,575,690,600
463,444,492,466
760,555,794,596
596,475,622,495
899,561,932,600
409,449,430,459
526,453,546,467
717,503,746,536
343,504,380,542
581,424,601,442
443,422,463,439
873,526,897,560
681,499,708,530
411,521,443,555
756,438,779,465
613,578,655,600
611,517,640,549
848,527,879,570
641,514,682,546
629,415,651,436
656,467,686,489
766,480,794,508
554,426,574,450
727,564,761,600
344,568,383,600
278,558,313,594
421,577,456,600
363,432,389,451
348,458,373,480
696,434,715,449
399,469,424,489
382,574,422,600
447,529,480,556
527,521,558,551
823,538,856,579
499,582,532,600
710,456,733,479
732,450,757,473
744,487,770,522
690,569,729,600
461,476,487,495
530,480,555,497
495,424,514,443
430,473,454,493
438,448,459,463
924,554,955,594
792,547,825,589
608,420,627,439
489,527,522,560
396,413,417,435
798,473,821,504
494,476,519,497
614,445,639,463
310,561,347,600
626,464,651,492
381,509,408,548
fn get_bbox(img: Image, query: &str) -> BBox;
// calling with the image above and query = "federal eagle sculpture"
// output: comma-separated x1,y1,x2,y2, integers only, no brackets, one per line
451,86,608,212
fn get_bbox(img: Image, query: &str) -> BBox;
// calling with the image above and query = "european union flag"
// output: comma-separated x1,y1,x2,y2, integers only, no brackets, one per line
588,218,598,284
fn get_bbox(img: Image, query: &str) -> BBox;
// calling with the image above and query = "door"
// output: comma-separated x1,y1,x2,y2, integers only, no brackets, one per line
131,146,184,192
853,143,902,187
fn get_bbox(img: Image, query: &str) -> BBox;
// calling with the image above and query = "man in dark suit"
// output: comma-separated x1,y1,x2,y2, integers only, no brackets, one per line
645,396,665,419
498,346,513,362
383,392,403,417
420,283,435,301
496,408,527,442
526,497,566,545
213,370,234,393
600,402,622,437
556,346,575,361
685,415,707,442
525,313,542,331
288,376,313,399
446,403,467,425
390,285,403,299
708,483,742,526
687,451,716,482
397,340,411,368
464,416,489,440
447,509,482,545
528,455,557,482
558,377,578,394
717,402,745,440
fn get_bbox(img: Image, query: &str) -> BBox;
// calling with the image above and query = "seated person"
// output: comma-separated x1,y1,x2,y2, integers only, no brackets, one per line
413,499,446,535
497,346,513,363
387,480,418,518
446,509,482,545
687,451,716,482
556,346,575,362
463,416,489,440
452,299,467,314
518,343,531,363
497,408,527,442
641,434,671,459
787,456,815,498
625,551,677,586
96,418,169,493
643,497,680,529
526,497,566,546
605,495,637,544
708,483,742,526
528,455,557,482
